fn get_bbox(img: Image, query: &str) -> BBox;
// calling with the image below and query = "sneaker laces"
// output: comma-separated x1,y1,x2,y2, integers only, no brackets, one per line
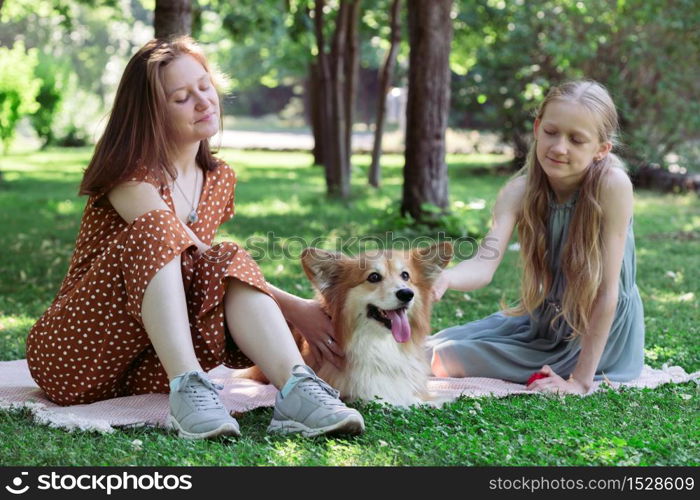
282,365,342,407
176,371,225,411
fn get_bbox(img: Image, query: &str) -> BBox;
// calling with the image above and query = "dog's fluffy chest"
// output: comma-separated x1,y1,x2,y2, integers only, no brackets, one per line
319,322,429,407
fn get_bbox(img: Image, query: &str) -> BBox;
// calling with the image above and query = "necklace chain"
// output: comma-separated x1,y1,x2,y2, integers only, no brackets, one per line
173,168,199,224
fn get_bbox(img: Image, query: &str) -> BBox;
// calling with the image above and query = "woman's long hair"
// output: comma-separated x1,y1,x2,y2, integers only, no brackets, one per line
79,36,224,197
507,81,624,338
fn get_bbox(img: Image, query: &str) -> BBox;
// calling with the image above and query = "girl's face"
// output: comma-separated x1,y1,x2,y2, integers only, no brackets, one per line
534,99,611,185
162,54,220,145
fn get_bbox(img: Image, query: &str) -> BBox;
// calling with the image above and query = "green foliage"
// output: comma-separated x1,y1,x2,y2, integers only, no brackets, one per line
2,0,152,147
30,55,67,148
453,0,700,172
196,0,315,91
0,42,41,153
374,201,488,242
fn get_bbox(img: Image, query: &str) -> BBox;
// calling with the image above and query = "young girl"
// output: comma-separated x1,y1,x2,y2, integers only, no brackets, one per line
25,37,364,439
427,80,644,394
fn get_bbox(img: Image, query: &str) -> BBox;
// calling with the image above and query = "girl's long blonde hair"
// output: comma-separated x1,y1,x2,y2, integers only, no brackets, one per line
508,80,624,338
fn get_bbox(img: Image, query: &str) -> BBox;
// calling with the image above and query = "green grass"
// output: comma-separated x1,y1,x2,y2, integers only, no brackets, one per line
0,148,698,466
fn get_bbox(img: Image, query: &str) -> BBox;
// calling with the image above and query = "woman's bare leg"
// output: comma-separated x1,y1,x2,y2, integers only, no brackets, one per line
141,256,202,380
224,279,304,388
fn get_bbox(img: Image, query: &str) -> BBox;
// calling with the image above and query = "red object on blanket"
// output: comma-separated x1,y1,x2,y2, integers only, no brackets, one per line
526,372,550,386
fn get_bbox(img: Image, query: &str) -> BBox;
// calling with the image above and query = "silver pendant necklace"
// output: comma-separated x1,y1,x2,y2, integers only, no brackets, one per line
173,168,199,224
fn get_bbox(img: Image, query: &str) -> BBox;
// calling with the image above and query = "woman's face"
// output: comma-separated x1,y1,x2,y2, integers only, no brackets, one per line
534,99,611,185
162,54,220,145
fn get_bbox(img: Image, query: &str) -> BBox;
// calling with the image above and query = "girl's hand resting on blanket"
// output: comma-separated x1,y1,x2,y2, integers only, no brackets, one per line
526,365,589,395
286,297,344,370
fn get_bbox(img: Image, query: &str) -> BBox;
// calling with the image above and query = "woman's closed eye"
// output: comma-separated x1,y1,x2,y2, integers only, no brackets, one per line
175,86,212,104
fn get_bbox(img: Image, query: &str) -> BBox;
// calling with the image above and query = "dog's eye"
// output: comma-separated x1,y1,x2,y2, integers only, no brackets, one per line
367,272,382,283
401,271,410,281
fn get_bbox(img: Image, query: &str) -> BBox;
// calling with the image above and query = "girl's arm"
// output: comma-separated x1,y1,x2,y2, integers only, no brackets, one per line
433,175,526,300
531,168,634,394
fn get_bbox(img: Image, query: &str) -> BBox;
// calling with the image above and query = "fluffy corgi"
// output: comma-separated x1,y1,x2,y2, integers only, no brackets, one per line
300,242,452,407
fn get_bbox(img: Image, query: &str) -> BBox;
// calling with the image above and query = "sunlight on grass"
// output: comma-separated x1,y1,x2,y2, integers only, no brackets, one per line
239,197,310,217
644,345,685,363
0,315,34,360
635,192,699,210
648,290,698,306
270,440,312,465
0,315,35,331
578,437,642,466
324,441,368,466
224,150,313,169
55,199,81,216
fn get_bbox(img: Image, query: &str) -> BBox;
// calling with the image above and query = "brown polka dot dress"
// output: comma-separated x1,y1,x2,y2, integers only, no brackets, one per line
26,159,272,406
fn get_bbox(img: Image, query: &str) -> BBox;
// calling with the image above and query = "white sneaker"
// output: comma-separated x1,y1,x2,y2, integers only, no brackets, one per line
168,371,241,439
267,365,365,437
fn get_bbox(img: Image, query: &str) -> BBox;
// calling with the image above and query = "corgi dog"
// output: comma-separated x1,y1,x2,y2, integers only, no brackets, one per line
300,242,452,407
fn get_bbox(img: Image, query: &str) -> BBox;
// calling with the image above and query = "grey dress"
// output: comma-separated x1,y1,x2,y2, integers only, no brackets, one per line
426,192,645,382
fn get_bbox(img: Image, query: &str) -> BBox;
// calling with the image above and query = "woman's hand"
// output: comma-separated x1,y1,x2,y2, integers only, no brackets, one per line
431,269,451,302
285,297,344,369
526,365,590,395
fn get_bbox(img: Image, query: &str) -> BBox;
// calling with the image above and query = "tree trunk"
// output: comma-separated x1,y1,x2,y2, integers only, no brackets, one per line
308,0,360,198
307,64,325,166
314,0,343,195
329,3,350,198
401,0,453,221
509,131,529,172
369,0,402,188
154,0,192,39
343,0,361,182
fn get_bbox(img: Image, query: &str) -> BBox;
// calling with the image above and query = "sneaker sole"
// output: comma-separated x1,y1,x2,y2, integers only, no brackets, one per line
167,414,241,440
267,415,365,437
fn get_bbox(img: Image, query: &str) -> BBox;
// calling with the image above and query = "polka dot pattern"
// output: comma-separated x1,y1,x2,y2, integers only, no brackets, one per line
25,160,271,406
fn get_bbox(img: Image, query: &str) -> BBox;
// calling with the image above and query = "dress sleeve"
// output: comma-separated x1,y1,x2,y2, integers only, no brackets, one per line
126,163,164,190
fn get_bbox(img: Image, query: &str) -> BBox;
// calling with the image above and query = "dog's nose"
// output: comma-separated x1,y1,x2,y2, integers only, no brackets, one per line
396,288,414,303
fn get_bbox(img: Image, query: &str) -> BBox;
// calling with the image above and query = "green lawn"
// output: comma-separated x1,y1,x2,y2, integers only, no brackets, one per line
0,148,698,466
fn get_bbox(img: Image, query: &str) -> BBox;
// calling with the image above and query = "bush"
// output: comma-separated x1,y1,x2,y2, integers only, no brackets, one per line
0,42,41,153
30,55,66,148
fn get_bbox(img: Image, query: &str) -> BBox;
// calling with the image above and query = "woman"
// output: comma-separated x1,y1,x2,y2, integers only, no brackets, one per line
26,37,363,439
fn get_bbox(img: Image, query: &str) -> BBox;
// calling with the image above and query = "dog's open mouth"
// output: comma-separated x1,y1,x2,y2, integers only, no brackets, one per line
367,305,411,343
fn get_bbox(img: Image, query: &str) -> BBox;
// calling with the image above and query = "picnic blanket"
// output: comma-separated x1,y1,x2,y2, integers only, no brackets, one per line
0,359,697,433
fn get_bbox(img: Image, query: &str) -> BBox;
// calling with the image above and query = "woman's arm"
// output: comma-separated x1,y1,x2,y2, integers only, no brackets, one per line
267,284,343,369
530,169,634,394
433,176,526,300
108,181,210,254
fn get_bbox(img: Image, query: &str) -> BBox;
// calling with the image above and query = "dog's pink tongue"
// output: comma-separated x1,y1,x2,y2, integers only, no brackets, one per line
387,309,411,343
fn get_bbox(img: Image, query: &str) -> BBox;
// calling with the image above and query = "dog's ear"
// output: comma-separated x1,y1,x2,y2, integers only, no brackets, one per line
411,242,453,283
301,248,348,293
